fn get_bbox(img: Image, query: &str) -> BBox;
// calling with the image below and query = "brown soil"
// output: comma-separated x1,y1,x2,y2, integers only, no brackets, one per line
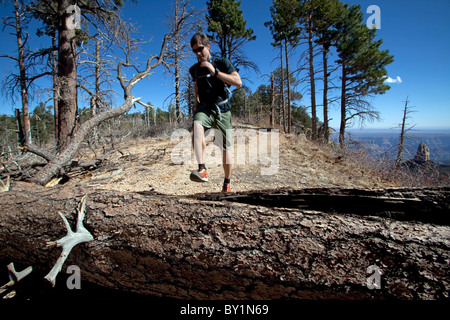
64,127,395,195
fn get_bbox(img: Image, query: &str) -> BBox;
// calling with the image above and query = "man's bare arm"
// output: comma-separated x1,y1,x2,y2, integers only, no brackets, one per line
193,82,200,112
200,61,242,88
217,71,242,89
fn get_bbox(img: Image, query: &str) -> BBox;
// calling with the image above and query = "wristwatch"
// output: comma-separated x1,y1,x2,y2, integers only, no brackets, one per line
214,68,219,76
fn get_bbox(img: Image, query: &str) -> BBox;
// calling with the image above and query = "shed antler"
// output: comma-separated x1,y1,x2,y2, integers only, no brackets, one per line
0,176,10,192
0,263,33,296
44,195,93,287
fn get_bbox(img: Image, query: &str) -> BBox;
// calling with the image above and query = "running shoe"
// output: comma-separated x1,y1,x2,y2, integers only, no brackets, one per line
190,168,208,182
222,181,231,193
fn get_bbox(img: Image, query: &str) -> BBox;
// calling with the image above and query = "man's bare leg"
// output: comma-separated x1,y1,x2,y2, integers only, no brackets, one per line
222,149,232,192
193,121,206,165
222,150,232,179
191,121,208,182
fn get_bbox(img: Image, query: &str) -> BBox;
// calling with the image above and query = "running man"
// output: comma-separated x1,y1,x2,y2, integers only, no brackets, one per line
189,32,242,192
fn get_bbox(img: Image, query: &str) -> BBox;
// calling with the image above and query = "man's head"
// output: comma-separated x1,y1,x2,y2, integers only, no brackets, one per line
191,33,211,62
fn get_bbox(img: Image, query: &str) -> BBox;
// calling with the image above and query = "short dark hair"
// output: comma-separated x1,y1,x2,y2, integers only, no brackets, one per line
190,33,209,47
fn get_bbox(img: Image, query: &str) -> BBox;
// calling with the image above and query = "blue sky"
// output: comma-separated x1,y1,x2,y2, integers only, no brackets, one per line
0,0,449,130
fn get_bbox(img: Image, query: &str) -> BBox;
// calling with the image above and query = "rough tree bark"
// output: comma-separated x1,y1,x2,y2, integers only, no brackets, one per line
14,0,32,145
307,14,317,141
56,0,78,151
1,184,449,300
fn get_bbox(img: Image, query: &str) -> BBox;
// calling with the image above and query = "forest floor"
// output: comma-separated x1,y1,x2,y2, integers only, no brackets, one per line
63,123,398,195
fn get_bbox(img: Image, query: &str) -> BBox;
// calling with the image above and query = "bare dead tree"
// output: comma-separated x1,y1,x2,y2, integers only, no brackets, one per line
25,0,139,151
77,32,119,144
1,0,51,146
163,0,203,123
29,35,168,186
11,0,30,144
394,96,416,169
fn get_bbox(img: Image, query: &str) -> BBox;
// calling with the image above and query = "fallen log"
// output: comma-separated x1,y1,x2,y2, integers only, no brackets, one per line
0,183,449,300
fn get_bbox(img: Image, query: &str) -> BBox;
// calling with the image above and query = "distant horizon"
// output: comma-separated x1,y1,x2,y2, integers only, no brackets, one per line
332,127,450,165
344,127,450,133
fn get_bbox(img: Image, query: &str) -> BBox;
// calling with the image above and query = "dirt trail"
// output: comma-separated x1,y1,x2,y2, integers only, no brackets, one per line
65,128,394,195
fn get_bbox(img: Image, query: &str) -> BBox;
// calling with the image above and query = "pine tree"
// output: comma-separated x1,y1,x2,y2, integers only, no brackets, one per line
297,0,320,140
206,0,257,73
335,4,393,147
265,0,300,133
313,0,345,143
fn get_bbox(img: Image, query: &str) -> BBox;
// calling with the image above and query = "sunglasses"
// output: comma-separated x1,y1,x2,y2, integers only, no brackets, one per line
193,46,205,53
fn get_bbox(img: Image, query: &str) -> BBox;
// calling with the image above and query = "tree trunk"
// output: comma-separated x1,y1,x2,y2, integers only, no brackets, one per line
339,63,347,148
322,46,329,143
173,0,182,123
270,73,275,129
14,0,32,145
92,39,101,144
395,97,410,169
1,184,449,300
52,33,59,141
308,16,317,141
279,44,286,132
14,109,25,146
56,0,78,151
284,40,291,134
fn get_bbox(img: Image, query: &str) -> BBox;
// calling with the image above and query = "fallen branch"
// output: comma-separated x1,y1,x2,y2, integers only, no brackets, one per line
136,100,154,109
142,148,166,165
89,168,123,182
18,145,54,163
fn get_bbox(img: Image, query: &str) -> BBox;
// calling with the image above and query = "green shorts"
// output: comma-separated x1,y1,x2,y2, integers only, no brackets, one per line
194,108,232,150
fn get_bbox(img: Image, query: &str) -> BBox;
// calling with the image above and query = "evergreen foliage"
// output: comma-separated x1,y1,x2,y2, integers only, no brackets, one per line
206,0,257,73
